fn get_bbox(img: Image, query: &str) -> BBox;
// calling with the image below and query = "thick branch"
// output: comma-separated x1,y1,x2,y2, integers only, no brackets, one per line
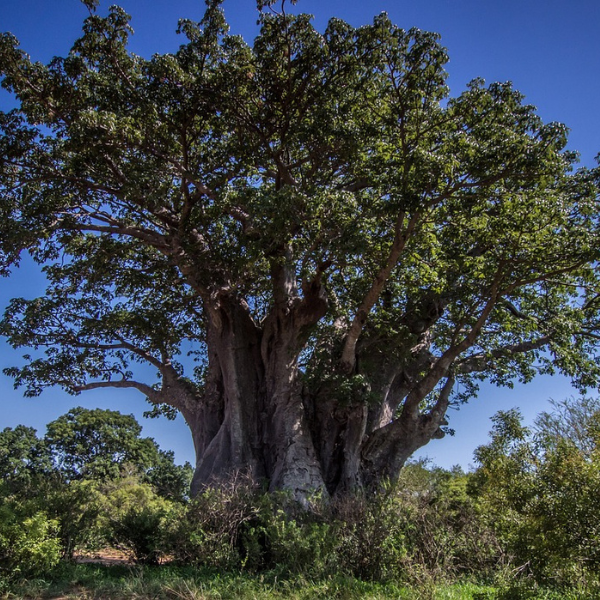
401,274,503,420
73,379,161,401
69,222,170,250
340,212,417,371
458,334,552,374
427,372,455,424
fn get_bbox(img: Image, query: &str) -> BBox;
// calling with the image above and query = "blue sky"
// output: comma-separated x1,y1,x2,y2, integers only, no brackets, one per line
0,0,599,468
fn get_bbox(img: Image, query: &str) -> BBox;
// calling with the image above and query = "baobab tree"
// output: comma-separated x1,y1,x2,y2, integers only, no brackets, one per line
1,1,599,500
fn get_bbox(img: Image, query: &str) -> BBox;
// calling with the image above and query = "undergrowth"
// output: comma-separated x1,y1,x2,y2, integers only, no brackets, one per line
0,563,496,599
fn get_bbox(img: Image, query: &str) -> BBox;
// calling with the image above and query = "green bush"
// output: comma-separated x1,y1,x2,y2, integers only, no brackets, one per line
162,469,501,583
43,479,106,558
0,505,61,577
256,493,339,577
99,477,175,564
166,478,340,576
166,475,264,570
471,403,600,594
333,488,410,582
330,464,502,585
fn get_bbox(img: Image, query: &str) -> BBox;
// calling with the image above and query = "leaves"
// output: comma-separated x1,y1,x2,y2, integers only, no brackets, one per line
0,3,599,448
472,400,600,585
80,0,100,12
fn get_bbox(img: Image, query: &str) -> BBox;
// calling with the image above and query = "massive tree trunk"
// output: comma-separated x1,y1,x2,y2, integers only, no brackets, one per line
186,260,333,500
181,288,452,501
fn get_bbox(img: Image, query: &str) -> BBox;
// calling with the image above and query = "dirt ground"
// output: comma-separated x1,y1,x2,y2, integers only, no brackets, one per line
74,548,133,566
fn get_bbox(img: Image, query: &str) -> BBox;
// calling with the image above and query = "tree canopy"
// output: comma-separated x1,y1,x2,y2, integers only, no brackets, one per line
0,0,599,499
0,424,53,491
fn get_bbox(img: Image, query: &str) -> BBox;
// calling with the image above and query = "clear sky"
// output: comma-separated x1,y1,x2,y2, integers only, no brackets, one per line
0,0,599,469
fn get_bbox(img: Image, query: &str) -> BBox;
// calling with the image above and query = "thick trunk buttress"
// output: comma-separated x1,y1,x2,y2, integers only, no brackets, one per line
187,290,329,500
260,307,327,497
189,295,265,496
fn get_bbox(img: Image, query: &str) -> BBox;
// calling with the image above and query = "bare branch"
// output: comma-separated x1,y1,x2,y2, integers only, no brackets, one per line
73,379,160,401
458,334,553,374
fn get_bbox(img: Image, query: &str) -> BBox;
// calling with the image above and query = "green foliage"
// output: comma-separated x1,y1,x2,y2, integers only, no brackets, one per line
332,465,500,585
166,476,265,570
167,480,343,577
258,503,338,577
534,396,600,457
161,468,500,584
5,400,600,597
45,407,161,481
0,424,53,486
99,477,175,565
471,398,600,594
145,449,193,502
0,413,499,586
43,478,106,559
80,0,99,11
0,505,61,578
0,408,190,561
41,407,191,501
333,487,412,581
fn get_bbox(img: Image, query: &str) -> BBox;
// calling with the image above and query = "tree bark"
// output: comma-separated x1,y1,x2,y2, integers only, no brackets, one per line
179,287,497,501
189,293,265,495
186,287,330,502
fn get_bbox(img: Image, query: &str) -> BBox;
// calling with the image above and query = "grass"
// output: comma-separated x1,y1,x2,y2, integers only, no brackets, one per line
0,563,498,599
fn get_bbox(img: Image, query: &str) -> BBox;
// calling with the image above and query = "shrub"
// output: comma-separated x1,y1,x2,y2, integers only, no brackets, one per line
333,487,410,582
0,505,61,577
166,474,264,570
256,493,339,577
471,404,600,594
166,477,340,576
99,477,175,564
163,468,501,583
331,465,501,585
43,479,106,558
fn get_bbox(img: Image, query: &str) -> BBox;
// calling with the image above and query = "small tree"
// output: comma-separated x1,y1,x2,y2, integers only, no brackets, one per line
1,1,599,500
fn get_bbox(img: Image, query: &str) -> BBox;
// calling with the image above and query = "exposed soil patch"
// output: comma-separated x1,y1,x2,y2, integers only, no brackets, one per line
74,548,133,567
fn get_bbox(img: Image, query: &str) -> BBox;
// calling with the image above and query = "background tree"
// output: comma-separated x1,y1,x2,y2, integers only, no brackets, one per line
146,449,194,502
46,406,162,480
534,396,600,457
0,425,53,494
0,1,599,500
44,406,192,497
